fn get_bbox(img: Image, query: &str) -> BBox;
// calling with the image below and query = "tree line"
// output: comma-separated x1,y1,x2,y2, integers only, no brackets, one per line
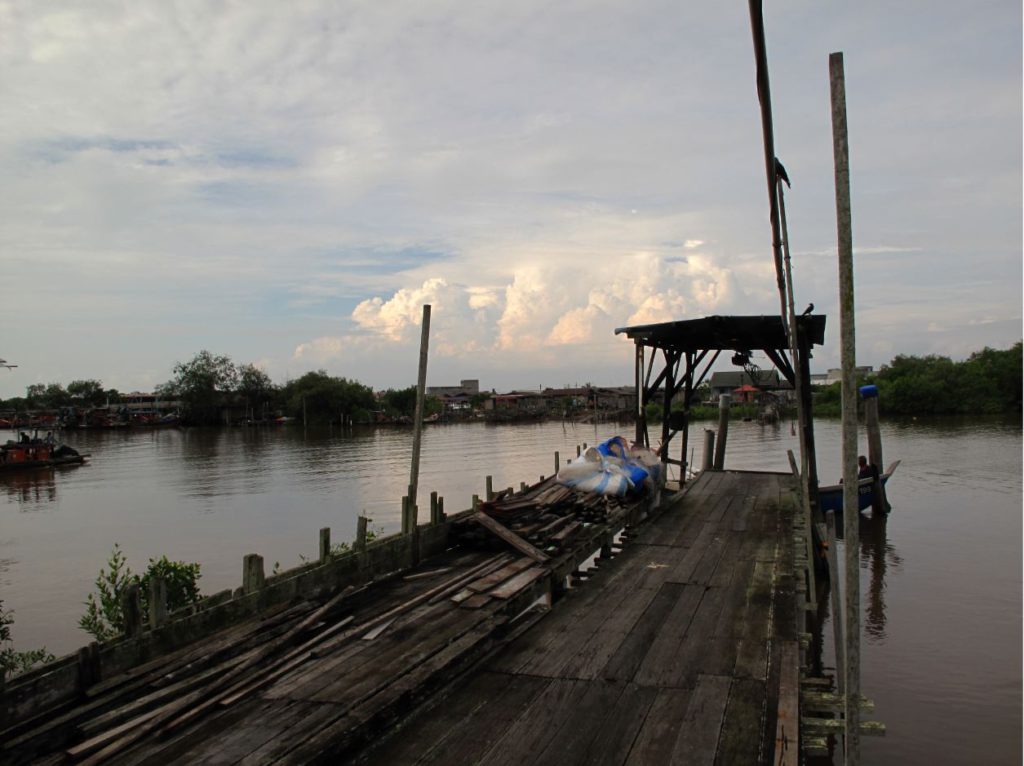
0,350,441,426
813,342,1022,416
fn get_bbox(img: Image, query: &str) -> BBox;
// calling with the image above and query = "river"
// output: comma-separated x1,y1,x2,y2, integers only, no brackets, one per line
0,417,1019,764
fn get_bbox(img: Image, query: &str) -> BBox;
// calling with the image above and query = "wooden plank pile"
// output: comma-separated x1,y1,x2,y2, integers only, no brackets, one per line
2,548,557,765
453,477,637,557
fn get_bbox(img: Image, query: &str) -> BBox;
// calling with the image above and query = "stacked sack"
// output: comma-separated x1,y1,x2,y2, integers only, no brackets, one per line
555,436,662,497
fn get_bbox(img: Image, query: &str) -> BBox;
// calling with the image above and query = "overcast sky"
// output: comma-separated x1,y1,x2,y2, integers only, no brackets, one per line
0,1,1019,398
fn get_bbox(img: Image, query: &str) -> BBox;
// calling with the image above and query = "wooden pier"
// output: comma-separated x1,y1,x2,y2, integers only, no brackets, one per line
1,468,804,765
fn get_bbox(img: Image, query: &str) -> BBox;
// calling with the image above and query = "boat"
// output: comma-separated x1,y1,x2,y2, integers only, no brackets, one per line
0,439,89,472
817,460,900,514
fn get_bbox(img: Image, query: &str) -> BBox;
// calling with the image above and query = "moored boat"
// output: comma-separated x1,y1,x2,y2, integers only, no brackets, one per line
0,438,89,472
817,460,900,514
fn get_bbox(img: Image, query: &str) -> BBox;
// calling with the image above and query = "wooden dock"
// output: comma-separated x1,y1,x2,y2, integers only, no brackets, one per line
364,469,799,765
2,470,802,765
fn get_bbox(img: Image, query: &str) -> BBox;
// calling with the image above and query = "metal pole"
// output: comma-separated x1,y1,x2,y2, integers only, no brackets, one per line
408,305,432,519
830,50,860,764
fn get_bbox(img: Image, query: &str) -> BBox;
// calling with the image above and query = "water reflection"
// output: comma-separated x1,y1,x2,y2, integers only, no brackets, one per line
0,470,58,510
860,511,903,642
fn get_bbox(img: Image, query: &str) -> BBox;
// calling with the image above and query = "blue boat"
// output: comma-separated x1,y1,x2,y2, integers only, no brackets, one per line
818,460,900,514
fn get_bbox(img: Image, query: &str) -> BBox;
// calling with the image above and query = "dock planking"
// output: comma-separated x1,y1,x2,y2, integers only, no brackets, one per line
365,470,798,765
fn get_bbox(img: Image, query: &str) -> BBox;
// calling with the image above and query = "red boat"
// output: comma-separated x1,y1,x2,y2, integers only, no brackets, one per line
0,439,88,472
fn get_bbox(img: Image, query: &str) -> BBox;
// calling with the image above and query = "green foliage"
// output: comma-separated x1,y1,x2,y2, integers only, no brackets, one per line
282,370,376,424
1,600,55,679
67,379,107,406
330,520,379,556
80,544,135,642
811,343,1023,417
237,364,277,412
165,350,239,425
380,386,417,417
379,387,442,419
80,544,202,642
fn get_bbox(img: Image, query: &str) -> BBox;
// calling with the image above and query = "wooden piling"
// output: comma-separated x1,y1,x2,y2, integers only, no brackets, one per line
554,451,560,476
122,583,142,638
319,528,331,563
831,49,861,764
472,494,479,511
408,304,432,518
355,516,368,552
825,510,845,695
485,475,493,502
713,395,731,470
430,491,440,525
242,554,265,595
437,496,444,521
862,389,888,513
148,576,167,630
702,429,715,472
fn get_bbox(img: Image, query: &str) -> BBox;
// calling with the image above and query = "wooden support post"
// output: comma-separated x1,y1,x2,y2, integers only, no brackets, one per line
355,516,368,552
77,642,101,692
122,583,142,637
319,527,331,563
576,444,581,458
787,450,817,609
520,482,527,493
408,304,432,518
831,49,860,764
825,510,845,696
148,576,167,630
862,388,889,513
702,429,715,472
401,495,411,535
242,554,265,595
472,494,479,511
437,496,445,521
713,394,730,470
554,451,560,476
485,475,493,502
430,491,440,525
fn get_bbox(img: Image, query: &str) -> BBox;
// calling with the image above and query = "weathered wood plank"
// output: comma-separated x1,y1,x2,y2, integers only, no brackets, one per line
466,557,534,593
669,673,732,764
473,512,550,562
489,567,546,600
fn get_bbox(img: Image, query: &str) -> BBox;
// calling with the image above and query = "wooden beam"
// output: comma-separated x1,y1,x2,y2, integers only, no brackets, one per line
473,512,550,563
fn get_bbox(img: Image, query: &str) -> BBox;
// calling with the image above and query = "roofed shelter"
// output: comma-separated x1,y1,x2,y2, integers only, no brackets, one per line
615,313,826,501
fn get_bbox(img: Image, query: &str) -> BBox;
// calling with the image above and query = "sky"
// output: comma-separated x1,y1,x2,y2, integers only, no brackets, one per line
0,1,1020,398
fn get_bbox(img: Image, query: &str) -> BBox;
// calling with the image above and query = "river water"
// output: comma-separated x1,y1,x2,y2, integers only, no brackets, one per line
0,417,1019,764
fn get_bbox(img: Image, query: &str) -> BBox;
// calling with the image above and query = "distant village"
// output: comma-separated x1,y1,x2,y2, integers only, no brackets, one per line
0,367,873,430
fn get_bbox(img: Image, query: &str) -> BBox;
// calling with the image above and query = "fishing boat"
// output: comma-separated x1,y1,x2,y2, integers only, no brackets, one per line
817,460,900,514
0,439,89,472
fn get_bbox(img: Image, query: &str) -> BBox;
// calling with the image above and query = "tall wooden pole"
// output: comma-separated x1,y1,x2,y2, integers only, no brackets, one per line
747,0,790,323
830,50,860,764
408,305,432,522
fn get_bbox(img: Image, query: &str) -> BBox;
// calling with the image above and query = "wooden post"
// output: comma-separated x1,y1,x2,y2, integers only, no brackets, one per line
408,304,432,515
831,49,860,764
713,394,730,470
554,451,560,476
319,527,331,563
472,494,479,510
825,510,845,696
242,554,265,595
635,342,645,445
702,429,715,472
862,387,889,513
355,516,368,552
430,491,440,525
485,475,493,502
576,444,581,458
437,496,445,521
401,495,411,535
122,583,142,637
148,576,167,630
520,482,527,492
